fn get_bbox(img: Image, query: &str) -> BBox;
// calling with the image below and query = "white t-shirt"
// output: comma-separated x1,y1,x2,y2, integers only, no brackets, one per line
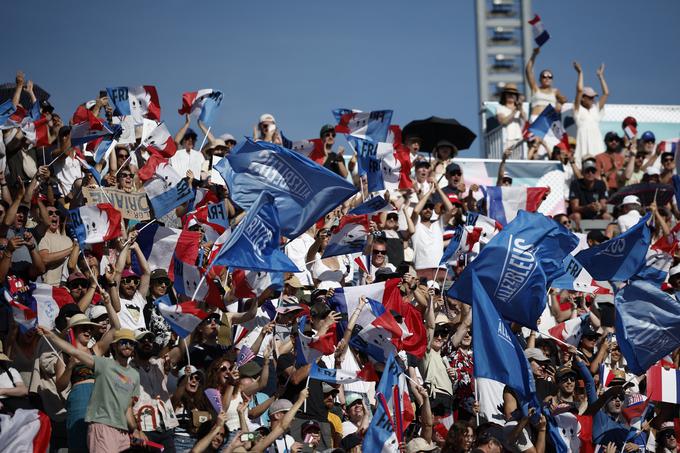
118,291,147,331
169,148,205,180
412,218,445,270
54,153,83,195
617,210,642,233
284,233,315,286
0,367,24,398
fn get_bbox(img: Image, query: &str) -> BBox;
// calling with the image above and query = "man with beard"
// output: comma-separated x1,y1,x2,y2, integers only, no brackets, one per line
546,366,584,452
37,327,142,452
111,231,150,331
655,422,678,453
131,329,182,452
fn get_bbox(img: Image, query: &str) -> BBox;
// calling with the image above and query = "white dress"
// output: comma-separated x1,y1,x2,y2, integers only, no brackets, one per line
574,105,604,168
496,105,524,151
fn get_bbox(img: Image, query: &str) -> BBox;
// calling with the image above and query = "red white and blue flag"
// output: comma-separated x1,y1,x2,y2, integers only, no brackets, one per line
185,202,230,243
465,211,503,246
624,124,637,140
132,223,201,279
68,204,122,246
528,14,550,47
142,159,194,218
322,215,370,258
483,186,550,225
309,362,379,384
5,284,73,331
528,105,569,150
333,108,393,142
106,85,161,125
21,116,50,147
281,134,326,165
156,297,211,338
231,269,283,299
547,313,589,347
659,139,679,154
295,315,336,366
440,225,482,265
178,89,223,125
599,363,616,388
141,121,177,158
647,365,680,404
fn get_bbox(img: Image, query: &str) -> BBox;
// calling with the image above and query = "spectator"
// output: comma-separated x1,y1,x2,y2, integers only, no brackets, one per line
595,132,624,191
254,113,282,145
318,124,349,178
495,84,527,153
525,47,566,120
616,195,642,233
568,158,610,227
171,119,206,181
573,62,609,168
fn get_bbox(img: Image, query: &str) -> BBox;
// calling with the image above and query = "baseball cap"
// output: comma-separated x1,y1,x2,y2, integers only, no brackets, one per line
322,383,339,395
641,131,656,142
301,420,321,434
284,275,303,288
582,160,597,171
406,437,437,453
268,398,292,415
621,195,641,206
446,162,462,175
524,347,550,363
556,366,578,381
219,133,237,143
178,365,204,381
583,86,598,97
239,361,262,378
319,124,335,137
604,131,621,142
150,269,171,283
134,328,156,342
67,272,88,284
345,393,363,408
447,194,463,206
88,305,108,321
121,268,139,279
259,113,276,124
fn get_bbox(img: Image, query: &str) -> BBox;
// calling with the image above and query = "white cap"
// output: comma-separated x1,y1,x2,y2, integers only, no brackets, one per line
426,280,440,291
621,195,641,206
670,263,680,278
645,167,661,176
219,133,236,143
259,113,276,124
88,305,108,320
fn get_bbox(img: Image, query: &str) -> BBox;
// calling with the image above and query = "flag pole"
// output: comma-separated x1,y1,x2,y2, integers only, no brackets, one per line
190,274,207,302
41,335,67,367
121,219,157,248
474,379,480,425
80,250,104,293
198,126,211,153
534,330,586,357
184,339,191,367
303,373,311,412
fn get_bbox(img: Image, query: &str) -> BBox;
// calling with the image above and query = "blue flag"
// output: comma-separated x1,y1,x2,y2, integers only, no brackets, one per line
471,271,536,400
439,225,466,266
0,99,17,125
210,191,299,273
614,279,680,375
362,353,400,453
348,195,390,215
448,210,578,329
214,138,357,239
575,213,651,281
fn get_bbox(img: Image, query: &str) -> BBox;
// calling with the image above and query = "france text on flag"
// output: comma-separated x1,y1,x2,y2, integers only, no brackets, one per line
178,89,223,125
551,254,612,294
575,213,651,281
185,201,230,243
322,215,369,258
471,271,536,400
333,108,393,142
214,138,357,239
309,362,369,384
106,85,161,125
484,186,549,226
156,297,210,338
68,204,122,246
448,210,579,329
528,14,550,47
646,365,680,404
209,191,299,273
615,280,680,375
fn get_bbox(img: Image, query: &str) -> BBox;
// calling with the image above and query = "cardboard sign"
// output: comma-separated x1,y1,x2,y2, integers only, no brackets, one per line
83,187,151,221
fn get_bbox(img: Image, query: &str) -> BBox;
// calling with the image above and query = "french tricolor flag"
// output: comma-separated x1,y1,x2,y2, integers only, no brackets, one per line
32,284,74,331
528,14,550,47
624,124,637,140
132,223,201,279
659,140,679,154
309,362,379,384
177,89,223,125
547,314,589,347
106,85,161,125
647,365,680,404
440,225,482,266
6,294,37,332
483,186,550,225
322,215,370,258
333,108,393,142
599,363,616,388
465,211,503,245
141,121,177,158
156,297,210,338
75,155,103,186
184,202,230,242
295,315,337,366
528,105,569,150
280,133,326,165
68,204,122,246
173,257,208,301
21,116,50,147
231,269,283,298
634,246,673,286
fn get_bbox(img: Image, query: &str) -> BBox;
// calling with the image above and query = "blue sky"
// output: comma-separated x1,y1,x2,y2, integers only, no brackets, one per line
4,0,680,157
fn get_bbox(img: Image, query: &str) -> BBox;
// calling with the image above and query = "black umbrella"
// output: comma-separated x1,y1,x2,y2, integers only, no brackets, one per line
402,116,476,152
0,83,50,110
607,183,674,206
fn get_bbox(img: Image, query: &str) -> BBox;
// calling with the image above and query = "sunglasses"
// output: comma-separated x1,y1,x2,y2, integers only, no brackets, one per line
47,210,59,216
189,373,202,382
118,339,136,347
584,168,597,174
448,171,462,177
121,277,139,285
561,220,571,226
559,375,576,383
372,249,387,255
434,330,449,338
119,172,133,178
69,281,88,289
663,158,674,163
541,74,553,79
219,365,230,373
324,132,336,138
202,317,219,325
611,394,625,402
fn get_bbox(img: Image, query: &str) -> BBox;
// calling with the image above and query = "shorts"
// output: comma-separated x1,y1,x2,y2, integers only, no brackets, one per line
87,423,130,453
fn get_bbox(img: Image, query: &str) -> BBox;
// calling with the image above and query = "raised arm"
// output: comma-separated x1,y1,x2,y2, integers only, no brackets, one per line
573,61,583,112
496,148,512,186
36,326,95,368
197,120,217,147
11,71,24,108
174,115,191,146
412,185,436,223
596,64,609,109
130,237,150,296
525,48,540,93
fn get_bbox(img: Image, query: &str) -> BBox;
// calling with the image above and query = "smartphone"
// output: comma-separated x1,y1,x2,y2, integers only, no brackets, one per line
240,432,258,442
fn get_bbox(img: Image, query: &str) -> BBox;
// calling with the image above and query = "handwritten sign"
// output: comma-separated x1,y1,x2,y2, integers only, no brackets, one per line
83,187,151,221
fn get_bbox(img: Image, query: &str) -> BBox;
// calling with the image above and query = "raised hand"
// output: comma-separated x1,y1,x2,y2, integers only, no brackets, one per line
573,61,582,73
596,63,605,78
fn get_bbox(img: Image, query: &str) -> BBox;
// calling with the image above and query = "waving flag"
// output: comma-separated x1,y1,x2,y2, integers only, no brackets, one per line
6,284,73,331
0,99,16,126
349,195,391,215
471,271,536,400
624,124,638,140
484,186,549,226
348,298,404,363
173,258,208,300
178,89,223,124
92,136,118,165
142,160,194,218
547,314,590,347
659,140,679,154
209,192,299,273
106,85,161,125
156,297,210,338
465,211,502,245
74,154,103,186
281,134,326,165
185,202,230,242
528,105,568,149
69,118,117,148
646,366,680,404
440,225,481,265
322,215,369,258
131,223,201,277
576,213,651,281
7,296,37,332
69,204,122,246
528,14,550,47
20,116,50,147
633,246,673,286
235,345,256,368
599,363,616,388
214,138,357,239
141,121,177,158
615,279,680,375
231,269,283,298
295,315,336,366
334,108,393,142
310,362,378,384
449,210,578,329
551,254,612,294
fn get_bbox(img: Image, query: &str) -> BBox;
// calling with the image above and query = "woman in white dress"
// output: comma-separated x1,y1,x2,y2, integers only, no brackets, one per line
572,62,609,168
495,83,527,155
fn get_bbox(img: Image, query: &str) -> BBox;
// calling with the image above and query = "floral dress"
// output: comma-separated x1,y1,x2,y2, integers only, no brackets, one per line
448,348,475,416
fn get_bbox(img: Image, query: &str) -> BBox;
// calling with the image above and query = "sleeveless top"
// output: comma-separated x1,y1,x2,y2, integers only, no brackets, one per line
530,89,557,108
71,362,95,384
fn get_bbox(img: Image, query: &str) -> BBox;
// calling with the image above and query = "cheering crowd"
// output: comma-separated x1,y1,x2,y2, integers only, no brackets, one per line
0,47,678,453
